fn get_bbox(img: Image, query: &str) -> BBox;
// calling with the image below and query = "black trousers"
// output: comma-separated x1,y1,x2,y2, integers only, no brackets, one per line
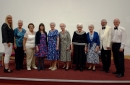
15,47,24,70
112,43,124,75
101,47,111,71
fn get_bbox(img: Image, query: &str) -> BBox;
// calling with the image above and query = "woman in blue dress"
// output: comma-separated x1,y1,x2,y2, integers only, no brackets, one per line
35,23,48,71
47,22,59,71
86,24,100,71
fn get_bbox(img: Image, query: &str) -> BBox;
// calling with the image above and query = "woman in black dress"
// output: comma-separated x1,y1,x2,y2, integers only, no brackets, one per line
72,23,87,71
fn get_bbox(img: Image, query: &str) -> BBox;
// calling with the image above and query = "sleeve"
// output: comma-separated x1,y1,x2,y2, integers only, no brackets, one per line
45,32,48,46
84,32,87,44
96,32,100,46
107,28,112,47
120,28,127,49
72,32,75,43
1,23,9,43
24,31,28,38
35,32,38,46
66,31,71,49
56,30,59,37
14,29,17,37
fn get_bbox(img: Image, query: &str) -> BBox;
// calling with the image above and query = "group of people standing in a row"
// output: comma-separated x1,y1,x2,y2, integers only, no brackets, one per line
1,15,127,78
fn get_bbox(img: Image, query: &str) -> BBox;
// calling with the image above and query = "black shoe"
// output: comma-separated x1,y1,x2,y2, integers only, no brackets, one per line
74,67,79,70
38,67,41,71
80,68,83,72
101,69,105,71
116,74,124,78
105,71,109,73
4,69,13,73
41,67,45,70
112,71,118,74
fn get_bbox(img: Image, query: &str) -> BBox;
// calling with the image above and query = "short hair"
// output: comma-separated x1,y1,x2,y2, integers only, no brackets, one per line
50,22,56,26
18,20,23,23
101,19,107,22
77,23,83,27
114,18,120,22
88,23,94,28
28,23,35,28
59,23,66,27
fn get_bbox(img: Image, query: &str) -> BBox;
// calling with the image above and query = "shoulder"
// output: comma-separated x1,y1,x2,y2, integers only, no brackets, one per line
119,26,125,31
2,23,8,27
106,25,112,30
66,30,70,34
14,28,18,31
94,31,98,35
22,28,26,32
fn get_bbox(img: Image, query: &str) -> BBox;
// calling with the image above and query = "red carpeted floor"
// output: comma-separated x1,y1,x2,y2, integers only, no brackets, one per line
0,59,130,81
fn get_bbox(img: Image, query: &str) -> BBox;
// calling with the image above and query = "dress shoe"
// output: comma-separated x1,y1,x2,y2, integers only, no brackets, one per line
112,72,118,74
116,74,124,78
65,68,69,71
80,68,83,72
74,67,79,70
101,69,105,71
105,71,109,73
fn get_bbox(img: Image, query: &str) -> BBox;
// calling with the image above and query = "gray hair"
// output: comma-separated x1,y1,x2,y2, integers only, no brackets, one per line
59,23,66,27
114,18,120,22
101,19,107,22
18,20,23,23
77,23,83,27
50,22,56,26
88,23,94,28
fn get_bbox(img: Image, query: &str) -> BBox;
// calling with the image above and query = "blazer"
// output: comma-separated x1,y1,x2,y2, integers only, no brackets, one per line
1,23,14,43
35,31,48,46
99,25,112,50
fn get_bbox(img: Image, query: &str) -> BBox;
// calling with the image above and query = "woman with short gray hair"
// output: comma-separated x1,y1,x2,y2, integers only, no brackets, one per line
72,23,87,72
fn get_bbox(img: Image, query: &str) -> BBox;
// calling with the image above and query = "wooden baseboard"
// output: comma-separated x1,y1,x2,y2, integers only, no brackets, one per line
125,55,130,59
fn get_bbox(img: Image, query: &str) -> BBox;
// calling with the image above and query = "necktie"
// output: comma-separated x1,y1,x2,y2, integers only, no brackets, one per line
102,27,105,29
114,27,118,30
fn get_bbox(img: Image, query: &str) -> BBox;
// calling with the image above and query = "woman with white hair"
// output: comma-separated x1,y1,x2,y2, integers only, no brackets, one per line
14,20,26,71
72,23,87,72
86,24,100,71
59,23,71,71
47,22,59,71
1,15,14,73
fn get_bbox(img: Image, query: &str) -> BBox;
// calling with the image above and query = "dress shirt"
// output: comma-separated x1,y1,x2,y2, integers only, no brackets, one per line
112,26,127,49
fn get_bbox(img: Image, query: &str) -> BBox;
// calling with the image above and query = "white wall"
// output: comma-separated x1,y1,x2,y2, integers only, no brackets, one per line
0,0,130,55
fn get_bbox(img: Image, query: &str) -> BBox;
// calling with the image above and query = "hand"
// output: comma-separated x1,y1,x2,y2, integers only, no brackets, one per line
66,48,70,51
71,48,73,52
23,47,26,51
95,46,99,53
107,47,111,50
56,46,59,50
7,43,10,47
119,48,124,52
14,44,17,49
36,46,39,52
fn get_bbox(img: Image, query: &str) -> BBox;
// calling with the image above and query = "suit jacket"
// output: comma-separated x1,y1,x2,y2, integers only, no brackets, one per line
99,25,112,50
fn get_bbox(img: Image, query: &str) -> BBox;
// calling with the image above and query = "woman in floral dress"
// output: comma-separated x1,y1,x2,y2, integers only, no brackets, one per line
47,22,59,71
35,23,48,71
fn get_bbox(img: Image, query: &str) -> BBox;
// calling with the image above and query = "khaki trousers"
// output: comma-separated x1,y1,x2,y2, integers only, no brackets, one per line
26,48,36,68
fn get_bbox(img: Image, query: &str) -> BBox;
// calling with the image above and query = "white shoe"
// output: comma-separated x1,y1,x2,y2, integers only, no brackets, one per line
27,68,31,71
48,67,53,69
32,67,37,69
51,67,57,71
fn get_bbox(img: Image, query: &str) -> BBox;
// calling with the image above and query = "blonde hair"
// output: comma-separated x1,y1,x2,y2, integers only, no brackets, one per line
5,15,13,29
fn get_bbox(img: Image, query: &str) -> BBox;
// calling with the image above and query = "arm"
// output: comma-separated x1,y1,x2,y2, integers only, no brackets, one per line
66,31,71,50
1,23,8,43
71,32,75,51
56,31,59,50
23,32,27,50
35,32,38,46
45,32,48,46
120,28,127,49
107,28,112,48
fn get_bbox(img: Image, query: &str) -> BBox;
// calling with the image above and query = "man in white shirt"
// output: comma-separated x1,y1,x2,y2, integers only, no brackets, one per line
99,19,112,73
112,18,127,78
